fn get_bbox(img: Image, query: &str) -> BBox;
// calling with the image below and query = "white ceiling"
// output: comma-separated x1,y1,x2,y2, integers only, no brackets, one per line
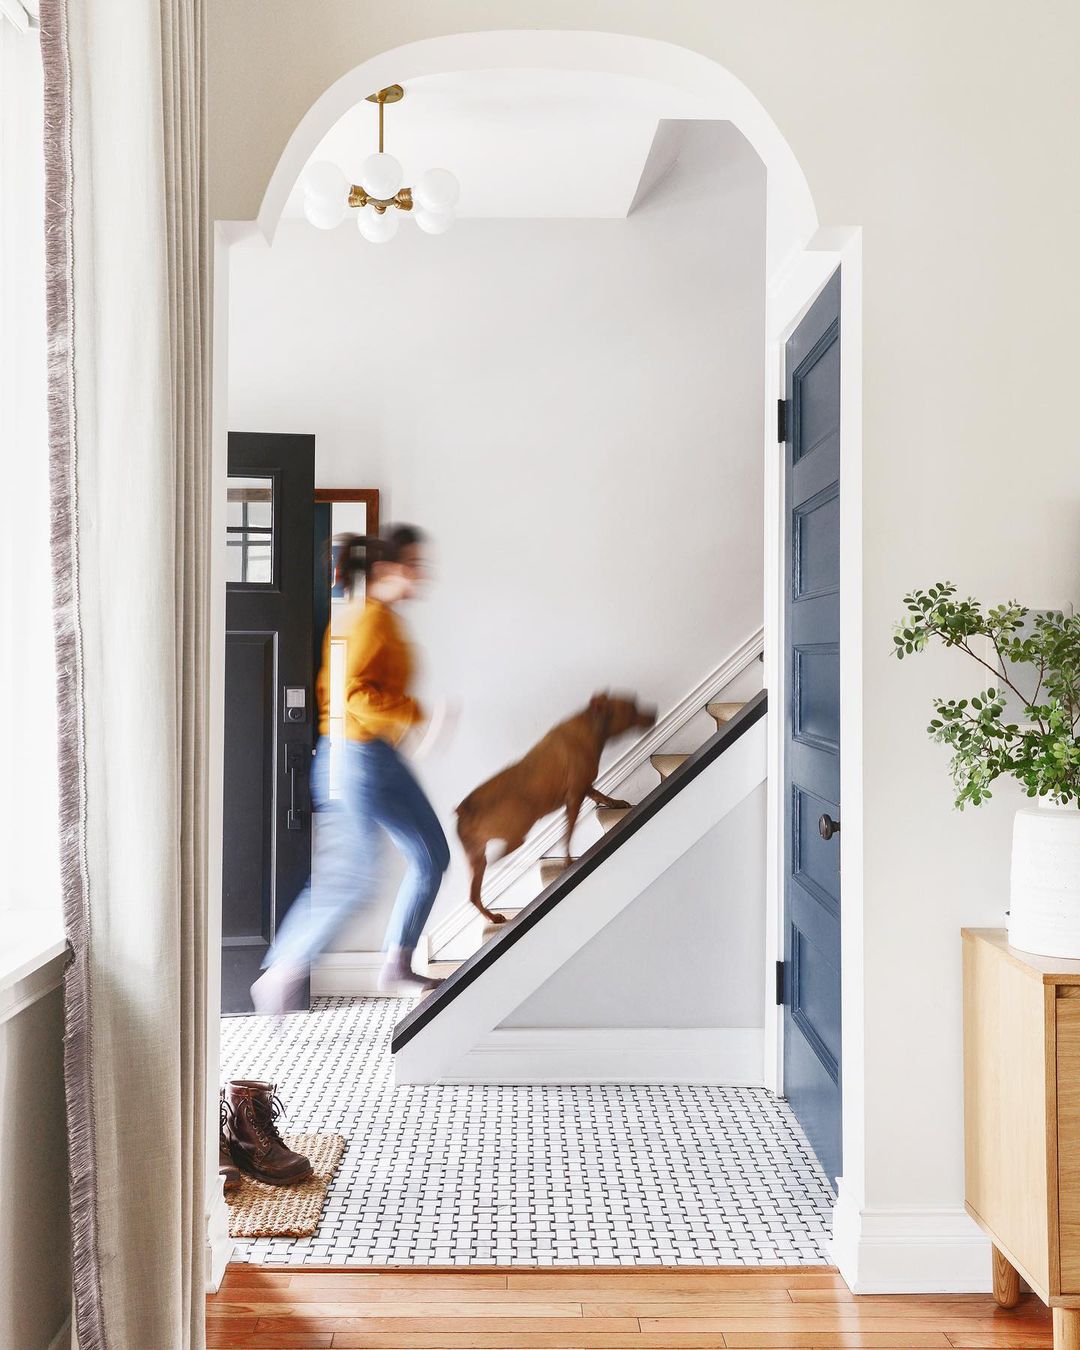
282,69,719,222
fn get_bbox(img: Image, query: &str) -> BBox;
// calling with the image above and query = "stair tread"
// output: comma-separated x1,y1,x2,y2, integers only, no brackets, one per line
479,910,523,941
421,959,464,978
596,805,631,834
707,700,746,723
651,752,690,779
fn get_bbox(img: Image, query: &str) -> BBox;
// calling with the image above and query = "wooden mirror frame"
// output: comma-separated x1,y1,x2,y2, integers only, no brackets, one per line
314,487,380,538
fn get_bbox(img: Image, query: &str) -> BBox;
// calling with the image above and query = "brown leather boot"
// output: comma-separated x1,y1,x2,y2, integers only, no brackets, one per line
219,1094,242,1195
223,1081,313,1187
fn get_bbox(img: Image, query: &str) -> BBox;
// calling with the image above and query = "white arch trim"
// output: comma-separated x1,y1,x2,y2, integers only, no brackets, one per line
256,29,818,283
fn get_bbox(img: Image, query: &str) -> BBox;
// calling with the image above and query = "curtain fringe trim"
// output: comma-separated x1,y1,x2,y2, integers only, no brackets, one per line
39,0,108,1345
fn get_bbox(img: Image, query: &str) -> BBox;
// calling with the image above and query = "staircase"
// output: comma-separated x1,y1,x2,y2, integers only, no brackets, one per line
394,690,768,1083
477,700,748,947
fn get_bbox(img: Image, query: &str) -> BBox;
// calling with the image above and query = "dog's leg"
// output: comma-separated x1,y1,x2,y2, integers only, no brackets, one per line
586,785,632,810
467,847,508,925
562,795,583,860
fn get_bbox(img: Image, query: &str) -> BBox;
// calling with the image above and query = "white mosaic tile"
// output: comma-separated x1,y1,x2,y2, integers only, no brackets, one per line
220,996,834,1267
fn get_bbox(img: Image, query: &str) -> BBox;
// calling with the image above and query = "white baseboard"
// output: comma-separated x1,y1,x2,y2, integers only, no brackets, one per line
311,951,385,997
439,1026,765,1085
205,1186,233,1293
830,1181,992,1293
427,629,765,959
46,1315,71,1350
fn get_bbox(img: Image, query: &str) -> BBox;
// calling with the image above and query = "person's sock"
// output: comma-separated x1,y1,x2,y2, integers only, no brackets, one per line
378,946,441,994
250,960,306,1015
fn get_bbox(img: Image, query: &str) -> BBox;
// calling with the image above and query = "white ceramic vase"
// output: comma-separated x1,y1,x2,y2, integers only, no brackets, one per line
1008,799,1080,958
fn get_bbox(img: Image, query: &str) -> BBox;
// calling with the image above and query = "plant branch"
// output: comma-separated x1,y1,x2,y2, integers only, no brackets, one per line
955,637,1047,734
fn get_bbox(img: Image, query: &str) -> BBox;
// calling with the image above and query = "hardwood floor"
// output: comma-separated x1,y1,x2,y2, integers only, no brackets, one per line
206,1265,1054,1347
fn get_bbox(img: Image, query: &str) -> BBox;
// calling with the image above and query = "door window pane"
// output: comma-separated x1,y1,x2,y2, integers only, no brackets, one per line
226,476,274,585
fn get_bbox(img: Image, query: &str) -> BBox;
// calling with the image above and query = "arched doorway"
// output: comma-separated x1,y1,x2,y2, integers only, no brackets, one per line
206,28,863,1286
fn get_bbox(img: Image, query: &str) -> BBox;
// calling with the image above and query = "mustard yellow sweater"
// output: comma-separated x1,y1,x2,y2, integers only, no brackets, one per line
316,624,332,737
343,600,422,744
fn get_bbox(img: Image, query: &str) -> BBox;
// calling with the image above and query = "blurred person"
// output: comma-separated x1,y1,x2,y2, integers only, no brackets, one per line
252,524,450,1012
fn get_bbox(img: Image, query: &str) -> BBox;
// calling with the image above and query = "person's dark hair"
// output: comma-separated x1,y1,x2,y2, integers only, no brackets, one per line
333,523,425,594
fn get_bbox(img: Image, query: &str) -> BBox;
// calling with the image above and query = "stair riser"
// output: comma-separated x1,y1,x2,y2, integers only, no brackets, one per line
596,808,630,835
539,860,572,888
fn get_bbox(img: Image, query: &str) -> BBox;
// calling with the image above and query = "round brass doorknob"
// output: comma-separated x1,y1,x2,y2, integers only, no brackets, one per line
818,813,840,841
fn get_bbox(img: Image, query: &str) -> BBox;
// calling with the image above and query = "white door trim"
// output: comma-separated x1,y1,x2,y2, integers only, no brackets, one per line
761,231,865,1275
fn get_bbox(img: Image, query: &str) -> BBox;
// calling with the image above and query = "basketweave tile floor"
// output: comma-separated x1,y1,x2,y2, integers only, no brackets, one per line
220,996,834,1267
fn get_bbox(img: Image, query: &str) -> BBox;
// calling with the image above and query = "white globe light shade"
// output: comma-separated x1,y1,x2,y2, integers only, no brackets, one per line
413,167,459,213
358,152,403,201
303,160,348,209
413,207,454,236
356,207,400,243
303,194,347,230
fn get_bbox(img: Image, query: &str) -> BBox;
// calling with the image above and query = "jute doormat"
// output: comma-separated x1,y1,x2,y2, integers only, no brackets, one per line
226,1132,346,1239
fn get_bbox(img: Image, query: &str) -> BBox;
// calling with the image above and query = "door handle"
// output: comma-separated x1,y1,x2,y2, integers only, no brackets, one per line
284,741,307,831
818,813,840,841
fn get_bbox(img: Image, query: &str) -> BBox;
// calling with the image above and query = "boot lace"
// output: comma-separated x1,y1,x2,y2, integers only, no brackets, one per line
249,1091,289,1149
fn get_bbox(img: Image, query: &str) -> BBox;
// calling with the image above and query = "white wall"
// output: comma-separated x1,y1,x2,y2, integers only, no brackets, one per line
504,782,766,1029
228,121,766,948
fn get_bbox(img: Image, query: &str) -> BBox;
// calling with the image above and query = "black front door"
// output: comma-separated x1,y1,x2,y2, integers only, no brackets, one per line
782,271,843,1185
221,432,315,1014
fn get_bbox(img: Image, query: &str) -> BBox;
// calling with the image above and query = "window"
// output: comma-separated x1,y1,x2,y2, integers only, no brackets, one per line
226,476,275,584
0,3,62,925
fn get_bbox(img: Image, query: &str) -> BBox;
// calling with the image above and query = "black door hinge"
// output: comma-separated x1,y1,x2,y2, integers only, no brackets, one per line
775,959,786,1006
777,398,789,444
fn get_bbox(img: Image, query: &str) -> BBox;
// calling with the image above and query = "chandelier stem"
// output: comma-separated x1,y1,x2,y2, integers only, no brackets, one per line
379,99,384,154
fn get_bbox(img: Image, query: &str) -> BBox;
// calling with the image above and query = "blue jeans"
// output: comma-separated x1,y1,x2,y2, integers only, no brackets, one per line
266,736,449,968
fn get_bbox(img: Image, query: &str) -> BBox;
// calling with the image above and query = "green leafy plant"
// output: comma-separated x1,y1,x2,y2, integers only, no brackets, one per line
894,582,1080,808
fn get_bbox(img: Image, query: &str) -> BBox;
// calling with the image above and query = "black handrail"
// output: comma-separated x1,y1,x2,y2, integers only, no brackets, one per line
391,688,768,1053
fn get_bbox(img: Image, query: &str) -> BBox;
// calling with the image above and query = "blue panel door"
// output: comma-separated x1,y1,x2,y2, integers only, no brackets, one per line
782,272,842,1186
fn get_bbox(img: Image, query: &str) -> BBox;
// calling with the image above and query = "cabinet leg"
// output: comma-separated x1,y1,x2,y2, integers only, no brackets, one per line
1055,1308,1080,1350
992,1244,1020,1308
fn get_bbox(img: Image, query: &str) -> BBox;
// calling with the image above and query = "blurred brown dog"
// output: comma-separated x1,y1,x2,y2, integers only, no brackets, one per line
456,692,657,925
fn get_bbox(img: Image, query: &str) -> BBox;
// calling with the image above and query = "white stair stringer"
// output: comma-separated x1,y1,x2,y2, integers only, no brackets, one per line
393,713,766,1085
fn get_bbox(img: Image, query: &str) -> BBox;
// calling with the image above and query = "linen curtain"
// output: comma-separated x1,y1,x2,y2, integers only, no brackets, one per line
40,0,209,1345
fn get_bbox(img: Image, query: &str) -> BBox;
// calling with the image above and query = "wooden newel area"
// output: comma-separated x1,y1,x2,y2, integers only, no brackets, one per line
963,928,1080,1349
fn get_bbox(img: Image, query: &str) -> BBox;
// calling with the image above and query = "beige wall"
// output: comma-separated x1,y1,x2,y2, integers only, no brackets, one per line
0,980,70,1350
208,0,1080,1284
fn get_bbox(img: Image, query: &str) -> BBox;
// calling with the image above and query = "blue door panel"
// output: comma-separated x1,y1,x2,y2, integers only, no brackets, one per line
790,924,841,1073
793,488,840,599
792,331,840,461
783,992,841,1141
794,644,841,752
792,787,841,915
788,732,840,801
783,270,842,1187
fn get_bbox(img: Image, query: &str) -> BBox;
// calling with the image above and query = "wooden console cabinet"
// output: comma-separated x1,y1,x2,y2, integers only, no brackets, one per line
963,928,1080,1348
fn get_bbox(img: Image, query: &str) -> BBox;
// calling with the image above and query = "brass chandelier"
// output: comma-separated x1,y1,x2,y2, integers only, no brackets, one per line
302,85,460,243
